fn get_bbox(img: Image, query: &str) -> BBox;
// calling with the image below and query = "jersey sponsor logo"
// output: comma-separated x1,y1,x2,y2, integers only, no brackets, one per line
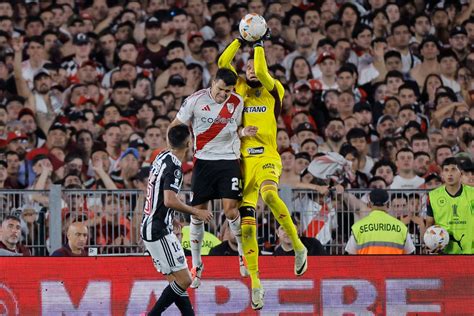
262,163,275,170
202,105,211,111
244,106,267,113
247,147,264,155
450,234,464,250
359,223,402,234
200,117,236,124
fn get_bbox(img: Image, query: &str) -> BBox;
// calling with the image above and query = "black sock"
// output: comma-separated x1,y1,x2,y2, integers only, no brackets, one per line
148,281,183,316
175,295,195,316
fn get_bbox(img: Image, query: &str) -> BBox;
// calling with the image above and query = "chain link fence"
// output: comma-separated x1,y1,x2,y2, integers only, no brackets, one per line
0,187,430,255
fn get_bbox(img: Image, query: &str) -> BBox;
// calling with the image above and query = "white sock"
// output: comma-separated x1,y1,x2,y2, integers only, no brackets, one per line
227,215,243,257
190,216,204,268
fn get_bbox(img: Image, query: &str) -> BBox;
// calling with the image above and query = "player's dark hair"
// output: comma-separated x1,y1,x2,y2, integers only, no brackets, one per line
346,127,367,142
441,157,460,169
215,68,238,86
410,133,428,144
168,124,190,149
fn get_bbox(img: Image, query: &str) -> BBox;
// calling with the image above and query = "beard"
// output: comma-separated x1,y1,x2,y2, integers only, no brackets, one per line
246,79,262,88
328,107,339,117
294,98,310,107
329,133,343,142
37,85,49,94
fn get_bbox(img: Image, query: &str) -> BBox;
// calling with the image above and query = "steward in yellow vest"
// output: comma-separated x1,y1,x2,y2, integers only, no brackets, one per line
345,188,415,254
426,157,474,254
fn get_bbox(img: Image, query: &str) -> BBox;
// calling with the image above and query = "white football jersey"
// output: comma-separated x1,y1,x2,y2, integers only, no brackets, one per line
176,88,243,160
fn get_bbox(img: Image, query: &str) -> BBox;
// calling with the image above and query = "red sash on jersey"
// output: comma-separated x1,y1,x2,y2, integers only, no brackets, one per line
195,94,240,154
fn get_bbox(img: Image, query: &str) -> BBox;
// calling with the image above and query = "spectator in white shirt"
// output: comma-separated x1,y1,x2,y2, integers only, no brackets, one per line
390,148,425,188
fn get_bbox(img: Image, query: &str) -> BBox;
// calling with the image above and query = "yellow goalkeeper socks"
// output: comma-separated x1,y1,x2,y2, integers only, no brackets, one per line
261,185,305,252
241,216,261,289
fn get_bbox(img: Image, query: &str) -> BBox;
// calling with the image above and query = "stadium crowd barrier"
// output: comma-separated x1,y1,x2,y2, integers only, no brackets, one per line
0,187,431,255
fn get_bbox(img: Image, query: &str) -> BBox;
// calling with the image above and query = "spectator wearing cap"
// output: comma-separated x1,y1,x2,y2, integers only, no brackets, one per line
62,33,103,80
185,32,205,67
282,25,317,76
313,52,338,91
166,74,187,104
309,38,335,79
319,118,346,154
110,147,139,189
294,152,311,175
84,143,117,190
345,188,415,255
409,36,441,88
76,60,100,85
293,122,318,147
129,139,149,165
450,26,469,62
439,49,461,94
292,80,315,117
0,215,31,256
101,123,122,171
457,117,473,149
440,118,459,152
6,131,28,160
391,148,425,189
51,222,88,257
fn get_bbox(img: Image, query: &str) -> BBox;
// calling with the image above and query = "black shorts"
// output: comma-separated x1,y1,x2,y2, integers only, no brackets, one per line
191,159,242,206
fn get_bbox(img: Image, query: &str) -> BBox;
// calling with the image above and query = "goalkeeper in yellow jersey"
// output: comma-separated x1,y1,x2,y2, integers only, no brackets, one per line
218,36,308,310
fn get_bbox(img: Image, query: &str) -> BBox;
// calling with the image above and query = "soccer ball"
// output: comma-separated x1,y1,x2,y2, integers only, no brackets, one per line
423,225,449,252
239,14,267,42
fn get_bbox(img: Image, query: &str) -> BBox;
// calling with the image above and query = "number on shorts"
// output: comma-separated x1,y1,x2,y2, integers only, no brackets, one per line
231,177,240,191
171,242,180,252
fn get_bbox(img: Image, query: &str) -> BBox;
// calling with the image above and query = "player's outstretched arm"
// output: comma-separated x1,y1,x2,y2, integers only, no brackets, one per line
217,39,241,75
253,45,275,92
163,190,213,222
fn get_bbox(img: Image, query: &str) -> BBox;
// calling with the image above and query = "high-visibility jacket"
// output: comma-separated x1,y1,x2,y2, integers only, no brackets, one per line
428,185,474,254
352,210,408,254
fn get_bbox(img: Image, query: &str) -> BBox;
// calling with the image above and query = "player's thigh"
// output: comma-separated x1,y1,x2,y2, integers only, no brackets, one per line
190,159,219,206
214,159,242,201
241,158,259,209
255,157,282,188
144,234,188,275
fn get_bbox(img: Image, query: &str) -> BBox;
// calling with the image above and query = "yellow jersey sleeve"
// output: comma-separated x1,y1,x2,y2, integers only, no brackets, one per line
218,39,241,76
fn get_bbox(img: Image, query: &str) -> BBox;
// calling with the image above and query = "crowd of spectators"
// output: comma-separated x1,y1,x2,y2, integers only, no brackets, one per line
0,0,474,255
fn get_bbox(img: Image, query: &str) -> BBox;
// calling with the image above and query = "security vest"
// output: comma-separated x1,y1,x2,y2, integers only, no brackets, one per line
352,210,408,254
428,185,474,254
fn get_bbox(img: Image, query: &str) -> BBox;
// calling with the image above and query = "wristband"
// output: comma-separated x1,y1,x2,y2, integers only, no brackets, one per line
240,128,247,137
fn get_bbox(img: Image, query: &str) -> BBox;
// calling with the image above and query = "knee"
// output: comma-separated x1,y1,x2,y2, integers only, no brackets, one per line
224,207,239,220
261,187,278,205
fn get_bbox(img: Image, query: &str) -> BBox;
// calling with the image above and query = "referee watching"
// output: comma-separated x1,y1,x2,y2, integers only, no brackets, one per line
345,188,415,255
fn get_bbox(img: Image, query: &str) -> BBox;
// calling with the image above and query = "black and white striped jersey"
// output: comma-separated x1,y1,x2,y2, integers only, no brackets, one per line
141,150,183,242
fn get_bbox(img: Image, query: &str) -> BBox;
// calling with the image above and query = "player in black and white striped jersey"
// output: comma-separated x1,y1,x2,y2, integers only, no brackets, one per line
140,124,213,316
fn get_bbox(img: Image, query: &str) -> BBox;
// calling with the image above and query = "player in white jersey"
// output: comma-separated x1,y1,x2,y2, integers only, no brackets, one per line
170,68,257,288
